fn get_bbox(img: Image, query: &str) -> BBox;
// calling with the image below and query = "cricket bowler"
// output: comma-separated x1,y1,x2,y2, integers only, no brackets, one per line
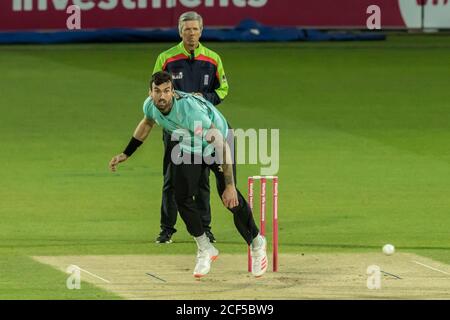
109,71,267,278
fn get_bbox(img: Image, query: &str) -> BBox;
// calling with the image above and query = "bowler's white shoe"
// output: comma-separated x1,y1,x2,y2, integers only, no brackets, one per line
251,236,268,277
193,246,219,278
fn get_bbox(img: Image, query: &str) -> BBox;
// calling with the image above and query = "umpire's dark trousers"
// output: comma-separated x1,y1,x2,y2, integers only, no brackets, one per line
160,130,212,234
171,150,260,246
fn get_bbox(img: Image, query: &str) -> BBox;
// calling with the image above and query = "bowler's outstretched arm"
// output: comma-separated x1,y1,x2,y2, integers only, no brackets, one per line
109,117,155,172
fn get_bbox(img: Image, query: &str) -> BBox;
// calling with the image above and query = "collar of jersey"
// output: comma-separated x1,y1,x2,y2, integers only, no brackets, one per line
177,41,204,58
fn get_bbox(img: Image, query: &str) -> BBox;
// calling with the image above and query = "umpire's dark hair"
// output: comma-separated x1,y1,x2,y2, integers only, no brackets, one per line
150,71,173,89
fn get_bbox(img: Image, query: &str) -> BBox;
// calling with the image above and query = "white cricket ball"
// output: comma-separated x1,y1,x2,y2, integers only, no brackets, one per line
382,244,395,256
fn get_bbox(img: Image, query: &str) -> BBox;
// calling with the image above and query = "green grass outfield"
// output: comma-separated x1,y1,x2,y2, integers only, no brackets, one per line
1,35,449,299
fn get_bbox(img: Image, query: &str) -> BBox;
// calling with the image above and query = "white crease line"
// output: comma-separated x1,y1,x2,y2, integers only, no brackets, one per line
412,260,450,276
78,267,111,283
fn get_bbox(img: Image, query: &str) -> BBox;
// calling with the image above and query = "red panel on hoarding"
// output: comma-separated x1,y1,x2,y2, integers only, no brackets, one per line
0,0,407,31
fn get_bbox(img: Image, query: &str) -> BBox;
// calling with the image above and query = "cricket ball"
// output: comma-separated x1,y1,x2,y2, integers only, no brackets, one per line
382,244,395,256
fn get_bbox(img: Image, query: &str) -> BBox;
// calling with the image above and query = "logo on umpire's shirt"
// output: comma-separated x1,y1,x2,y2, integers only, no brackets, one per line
172,72,183,80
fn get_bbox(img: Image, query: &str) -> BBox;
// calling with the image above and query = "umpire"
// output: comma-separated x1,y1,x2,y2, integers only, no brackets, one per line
152,11,229,244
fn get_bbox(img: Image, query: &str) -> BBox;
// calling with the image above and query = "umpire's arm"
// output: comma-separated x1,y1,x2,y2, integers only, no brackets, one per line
205,55,229,106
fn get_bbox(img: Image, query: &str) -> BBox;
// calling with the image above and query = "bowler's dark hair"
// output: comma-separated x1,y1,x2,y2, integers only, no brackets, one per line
150,71,173,89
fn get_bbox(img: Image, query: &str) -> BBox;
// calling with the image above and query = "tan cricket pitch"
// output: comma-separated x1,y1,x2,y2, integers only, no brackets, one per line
33,253,450,300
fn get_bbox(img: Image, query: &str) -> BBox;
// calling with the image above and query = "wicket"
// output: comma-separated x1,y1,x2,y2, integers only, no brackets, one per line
247,175,279,272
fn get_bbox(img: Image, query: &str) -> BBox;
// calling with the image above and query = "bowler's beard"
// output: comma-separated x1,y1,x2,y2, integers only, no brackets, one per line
156,98,172,115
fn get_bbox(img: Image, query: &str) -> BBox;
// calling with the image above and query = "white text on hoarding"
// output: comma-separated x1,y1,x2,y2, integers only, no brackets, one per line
12,0,268,11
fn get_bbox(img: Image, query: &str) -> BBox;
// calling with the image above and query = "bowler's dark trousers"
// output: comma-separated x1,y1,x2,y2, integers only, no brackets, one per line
160,130,212,234
170,138,260,245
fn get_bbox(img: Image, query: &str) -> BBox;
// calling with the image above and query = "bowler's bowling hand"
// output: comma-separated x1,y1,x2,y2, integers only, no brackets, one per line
222,185,239,209
109,153,128,172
